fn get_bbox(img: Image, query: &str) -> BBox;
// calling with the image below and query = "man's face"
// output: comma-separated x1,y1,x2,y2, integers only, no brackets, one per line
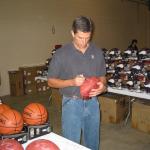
71,30,91,50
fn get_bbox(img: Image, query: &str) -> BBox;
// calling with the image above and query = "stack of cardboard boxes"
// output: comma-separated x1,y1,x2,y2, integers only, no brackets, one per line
9,65,50,96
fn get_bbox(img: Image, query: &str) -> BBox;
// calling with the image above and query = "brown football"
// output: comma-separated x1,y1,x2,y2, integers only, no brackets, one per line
80,76,100,99
26,139,60,150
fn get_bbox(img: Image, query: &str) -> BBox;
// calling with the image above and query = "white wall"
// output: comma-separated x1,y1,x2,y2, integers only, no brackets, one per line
0,0,150,96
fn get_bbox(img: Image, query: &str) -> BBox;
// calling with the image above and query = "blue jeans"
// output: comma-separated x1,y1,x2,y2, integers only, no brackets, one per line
62,96,100,150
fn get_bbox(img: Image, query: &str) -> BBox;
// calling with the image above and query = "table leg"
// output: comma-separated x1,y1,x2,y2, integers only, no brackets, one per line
124,97,135,125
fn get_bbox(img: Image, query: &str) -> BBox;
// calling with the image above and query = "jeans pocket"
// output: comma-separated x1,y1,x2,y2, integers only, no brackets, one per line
62,96,71,107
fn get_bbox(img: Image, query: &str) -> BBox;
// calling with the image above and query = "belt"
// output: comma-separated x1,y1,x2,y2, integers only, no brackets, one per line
63,95,92,101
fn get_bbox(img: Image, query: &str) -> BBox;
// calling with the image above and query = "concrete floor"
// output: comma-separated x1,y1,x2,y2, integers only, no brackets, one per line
1,91,150,150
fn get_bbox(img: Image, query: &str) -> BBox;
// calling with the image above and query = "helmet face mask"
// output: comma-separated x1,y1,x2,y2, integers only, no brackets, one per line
138,48,150,60
144,81,150,93
108,78,115,87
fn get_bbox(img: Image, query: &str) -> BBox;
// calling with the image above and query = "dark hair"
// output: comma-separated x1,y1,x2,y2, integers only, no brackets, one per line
72,16,94,33
131,39,138,44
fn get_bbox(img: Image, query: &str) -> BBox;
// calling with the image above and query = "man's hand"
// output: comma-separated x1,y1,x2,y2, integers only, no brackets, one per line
74,74,85,86
89,81,107,97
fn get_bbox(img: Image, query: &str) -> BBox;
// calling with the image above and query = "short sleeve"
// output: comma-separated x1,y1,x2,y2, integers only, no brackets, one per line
47,53,62,79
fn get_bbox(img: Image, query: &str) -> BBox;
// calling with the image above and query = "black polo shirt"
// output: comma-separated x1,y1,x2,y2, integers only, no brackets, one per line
47,42,106,97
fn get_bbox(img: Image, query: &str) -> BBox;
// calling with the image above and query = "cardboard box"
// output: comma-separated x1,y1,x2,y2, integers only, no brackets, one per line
19,66,37,77
36,82,50,92
36,65,47,75
24,84,37,95
51,88,62,111
99,93,128,123
132,100,150,133
8,70,24,96
19,65,46,95
19,65,46,77
24,75,36,85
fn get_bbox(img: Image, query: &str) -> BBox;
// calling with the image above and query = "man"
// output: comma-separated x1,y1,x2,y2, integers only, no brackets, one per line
128,39,138,50
47,16,107,150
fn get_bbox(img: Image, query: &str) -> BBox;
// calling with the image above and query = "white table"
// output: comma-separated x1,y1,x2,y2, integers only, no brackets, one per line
35,76,150,100
22,132,91,150
107,87,150,100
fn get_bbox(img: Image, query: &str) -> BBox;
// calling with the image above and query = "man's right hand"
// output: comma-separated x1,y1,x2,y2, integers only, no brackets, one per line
73,74,85,86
